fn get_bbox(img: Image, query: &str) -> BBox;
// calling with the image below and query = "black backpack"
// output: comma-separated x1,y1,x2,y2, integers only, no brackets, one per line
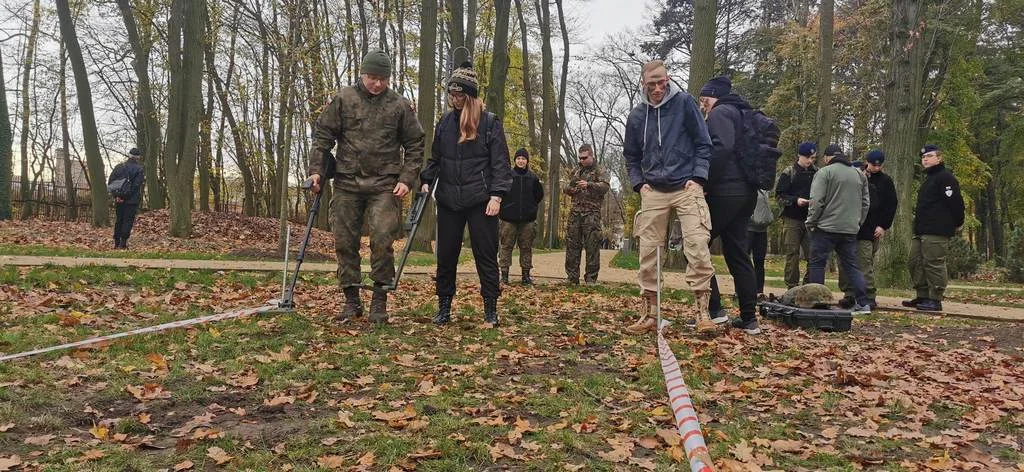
735,109,783,190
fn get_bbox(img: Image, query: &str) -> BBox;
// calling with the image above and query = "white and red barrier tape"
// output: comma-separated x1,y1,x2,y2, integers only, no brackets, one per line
657,320,716,472
0,303,281,362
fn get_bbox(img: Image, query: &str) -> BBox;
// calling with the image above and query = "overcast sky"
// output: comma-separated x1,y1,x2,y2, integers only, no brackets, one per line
574,0,654,52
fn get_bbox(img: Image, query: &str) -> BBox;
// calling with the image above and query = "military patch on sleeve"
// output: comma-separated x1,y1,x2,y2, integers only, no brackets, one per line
945,185,953,197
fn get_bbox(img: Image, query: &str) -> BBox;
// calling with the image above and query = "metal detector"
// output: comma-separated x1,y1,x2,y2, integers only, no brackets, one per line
276,178,323,310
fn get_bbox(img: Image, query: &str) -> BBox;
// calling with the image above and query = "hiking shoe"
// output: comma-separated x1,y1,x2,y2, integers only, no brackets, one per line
626,316,657,333
916,299,943,312
851,304,872,316
368,291,388,324
730,317,762,335
838,296,855,309
901,297,923,308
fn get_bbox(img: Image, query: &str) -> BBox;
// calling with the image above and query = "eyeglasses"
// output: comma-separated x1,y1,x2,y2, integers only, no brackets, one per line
921,152,938,159
644,78,669,92
448,91,467,99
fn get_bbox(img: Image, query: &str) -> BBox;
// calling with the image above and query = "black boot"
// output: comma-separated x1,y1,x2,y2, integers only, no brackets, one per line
521,270,533,285
369,289,388,324
484,297,499,326
337,287,363,321
501,269,509,284
433,296,453,325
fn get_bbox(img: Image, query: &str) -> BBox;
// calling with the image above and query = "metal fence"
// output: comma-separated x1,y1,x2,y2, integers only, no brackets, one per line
3,180,103,222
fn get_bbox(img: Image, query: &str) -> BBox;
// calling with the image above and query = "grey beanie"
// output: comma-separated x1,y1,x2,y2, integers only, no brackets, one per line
360,49,392,77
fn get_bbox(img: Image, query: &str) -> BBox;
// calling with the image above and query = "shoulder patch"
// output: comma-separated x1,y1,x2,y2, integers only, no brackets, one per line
945,185,953,197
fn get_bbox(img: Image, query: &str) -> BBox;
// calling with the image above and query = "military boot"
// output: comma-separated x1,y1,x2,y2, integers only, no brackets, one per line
336,287,363,321
484,297,499,326
693,290,718,334
501,269,510,285
433,296,453,325
521,270,533,286
368,289,388,324
626,290,658,333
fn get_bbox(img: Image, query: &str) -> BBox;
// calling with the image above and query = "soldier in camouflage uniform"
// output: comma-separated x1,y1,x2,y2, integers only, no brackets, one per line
563,144,610,284
307,49,425,324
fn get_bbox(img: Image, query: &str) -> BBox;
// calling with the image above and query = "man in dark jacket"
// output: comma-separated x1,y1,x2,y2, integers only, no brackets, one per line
838,149,897,308
775,142,818,288
805,146,872,314
563,143,610,285
623,60,715,334
107,147,146,249
307,49,425,324
697,76,761,335
499,148,544,285
902,145,965,312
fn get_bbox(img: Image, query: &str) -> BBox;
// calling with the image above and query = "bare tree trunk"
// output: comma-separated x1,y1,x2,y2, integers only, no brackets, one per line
514,0,538,152
357,0,370,58
56,0,110,227
164,0,206,237
815,0,835,150
60,39,76,220
688,0,717,94
0,47,12,220
466,0,478,57
447,0,467,64
118,0,166,209
486,0,512,120
537,0,556,247
877,0,925,288
411,0,439,253
198,74,213,211
19,0,41,220
547,0,571,248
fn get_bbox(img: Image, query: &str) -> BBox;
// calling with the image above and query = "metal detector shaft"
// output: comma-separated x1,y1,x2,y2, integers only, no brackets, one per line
279,187,322,309
389,190,430,290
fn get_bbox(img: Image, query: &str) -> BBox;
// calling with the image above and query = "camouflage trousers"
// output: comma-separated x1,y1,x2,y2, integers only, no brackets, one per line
498,220,537,271
565,211,602,282
329,189,401,288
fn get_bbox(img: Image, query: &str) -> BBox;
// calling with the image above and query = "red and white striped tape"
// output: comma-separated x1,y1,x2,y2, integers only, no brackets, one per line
657,320,716,472
0,304,281,362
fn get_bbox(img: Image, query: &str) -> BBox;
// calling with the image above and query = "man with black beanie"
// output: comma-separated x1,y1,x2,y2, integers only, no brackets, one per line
838,149,897,308
697,76,761,335
902,145,965,312
107,147,146,249
498,148,544,284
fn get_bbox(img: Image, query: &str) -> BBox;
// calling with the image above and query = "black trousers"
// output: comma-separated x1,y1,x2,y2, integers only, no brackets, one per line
748,230,768,294
114,203,139,246
707,193,758,321
436,202,501,299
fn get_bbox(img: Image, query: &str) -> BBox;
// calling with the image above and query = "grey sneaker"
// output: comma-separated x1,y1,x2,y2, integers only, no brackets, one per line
730,317,762,335
709,308,729,325
851,304,872,316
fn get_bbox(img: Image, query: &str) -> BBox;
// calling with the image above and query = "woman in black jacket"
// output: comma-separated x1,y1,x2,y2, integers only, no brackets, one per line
420,62,512,326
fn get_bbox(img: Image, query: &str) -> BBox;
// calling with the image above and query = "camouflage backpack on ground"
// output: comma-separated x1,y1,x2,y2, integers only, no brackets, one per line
780,284,834,308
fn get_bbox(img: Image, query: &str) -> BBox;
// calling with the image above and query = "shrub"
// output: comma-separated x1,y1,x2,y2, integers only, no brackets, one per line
946,236,982,279
1004,228,1024,283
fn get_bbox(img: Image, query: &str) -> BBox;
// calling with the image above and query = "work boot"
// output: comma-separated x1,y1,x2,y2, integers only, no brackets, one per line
484,297,499,325
336,287,363,321
368,290,388,324
901,297,923,308
521,270,533,285
626,290,658,334
433,296,453,325
501,269,509,285
693,290,718,334
916,299,943,312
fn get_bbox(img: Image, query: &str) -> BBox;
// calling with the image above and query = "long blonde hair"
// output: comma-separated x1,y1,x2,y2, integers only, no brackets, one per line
453,95,485,143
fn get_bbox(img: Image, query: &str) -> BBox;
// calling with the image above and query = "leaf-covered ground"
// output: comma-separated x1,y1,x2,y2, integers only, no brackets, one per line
1,264,1022,471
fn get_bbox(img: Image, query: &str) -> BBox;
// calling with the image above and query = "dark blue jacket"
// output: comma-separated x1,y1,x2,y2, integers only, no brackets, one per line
624,83,712,192
108,159,145,205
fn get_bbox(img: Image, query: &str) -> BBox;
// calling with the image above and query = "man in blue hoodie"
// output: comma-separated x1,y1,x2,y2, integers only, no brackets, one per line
624,60,716,334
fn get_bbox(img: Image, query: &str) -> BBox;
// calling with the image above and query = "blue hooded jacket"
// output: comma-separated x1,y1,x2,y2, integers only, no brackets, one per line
623,81,713,192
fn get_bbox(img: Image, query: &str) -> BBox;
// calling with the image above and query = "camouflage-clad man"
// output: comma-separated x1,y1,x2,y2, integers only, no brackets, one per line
563,143,610,284
307,49,425,324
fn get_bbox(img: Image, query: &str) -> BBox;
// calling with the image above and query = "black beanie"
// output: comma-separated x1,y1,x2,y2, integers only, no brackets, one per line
514,148,529,161
699,76,732,98
448,62,479,98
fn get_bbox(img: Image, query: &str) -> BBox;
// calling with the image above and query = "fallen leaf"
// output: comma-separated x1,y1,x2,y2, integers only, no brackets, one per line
820,427,839,439
137,412,151,424
0,423,13,432
731,439,756,463
81,449,105,461
0,456,22,471
145,353,169,372
89,424,109,441
628,456,658,470
336,410,355,428
317,455,345,469
656,428,681,447
637,436,662,449
357,451,376,466
771,439,804,453
173,460,194,471
206,446,233,465
488,442,525,461
597,447,630,462
24,434,56,446
372,404,416,423
321,437,341,446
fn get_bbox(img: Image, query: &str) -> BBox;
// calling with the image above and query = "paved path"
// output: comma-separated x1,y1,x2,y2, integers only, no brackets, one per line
3,252,1022,323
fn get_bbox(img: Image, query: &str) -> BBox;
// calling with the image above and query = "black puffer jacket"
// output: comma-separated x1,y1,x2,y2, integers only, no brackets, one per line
421,109,512,212
499,167,544,223
775,162,817,220
857,171,898,241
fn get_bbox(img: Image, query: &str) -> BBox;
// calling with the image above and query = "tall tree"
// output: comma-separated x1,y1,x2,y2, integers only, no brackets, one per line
163,0,207,236
118,0,165,209
56,0,109,227
19,0,41,219
60,39,76,221
815,0,835,150
877,0,926,287
447,0,467,64
0,46,11,220
537,0,555,246
411,0,439,253
547,0,571,247
486,0,512,119
514,0,539,152
688,0,717,94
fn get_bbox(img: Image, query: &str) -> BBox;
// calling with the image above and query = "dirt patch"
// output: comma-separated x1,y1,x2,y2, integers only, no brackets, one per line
856,316,1024,354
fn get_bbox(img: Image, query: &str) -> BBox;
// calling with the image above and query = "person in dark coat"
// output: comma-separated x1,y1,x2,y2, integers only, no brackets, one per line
498,148,544,285
838,149,897,308
107,147,146,249
775,142,818,288
902,145,965,312
420,62,513,326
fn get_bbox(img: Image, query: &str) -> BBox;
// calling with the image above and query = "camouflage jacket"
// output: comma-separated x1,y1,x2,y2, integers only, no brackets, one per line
310,81,425,192
563,164,610,214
